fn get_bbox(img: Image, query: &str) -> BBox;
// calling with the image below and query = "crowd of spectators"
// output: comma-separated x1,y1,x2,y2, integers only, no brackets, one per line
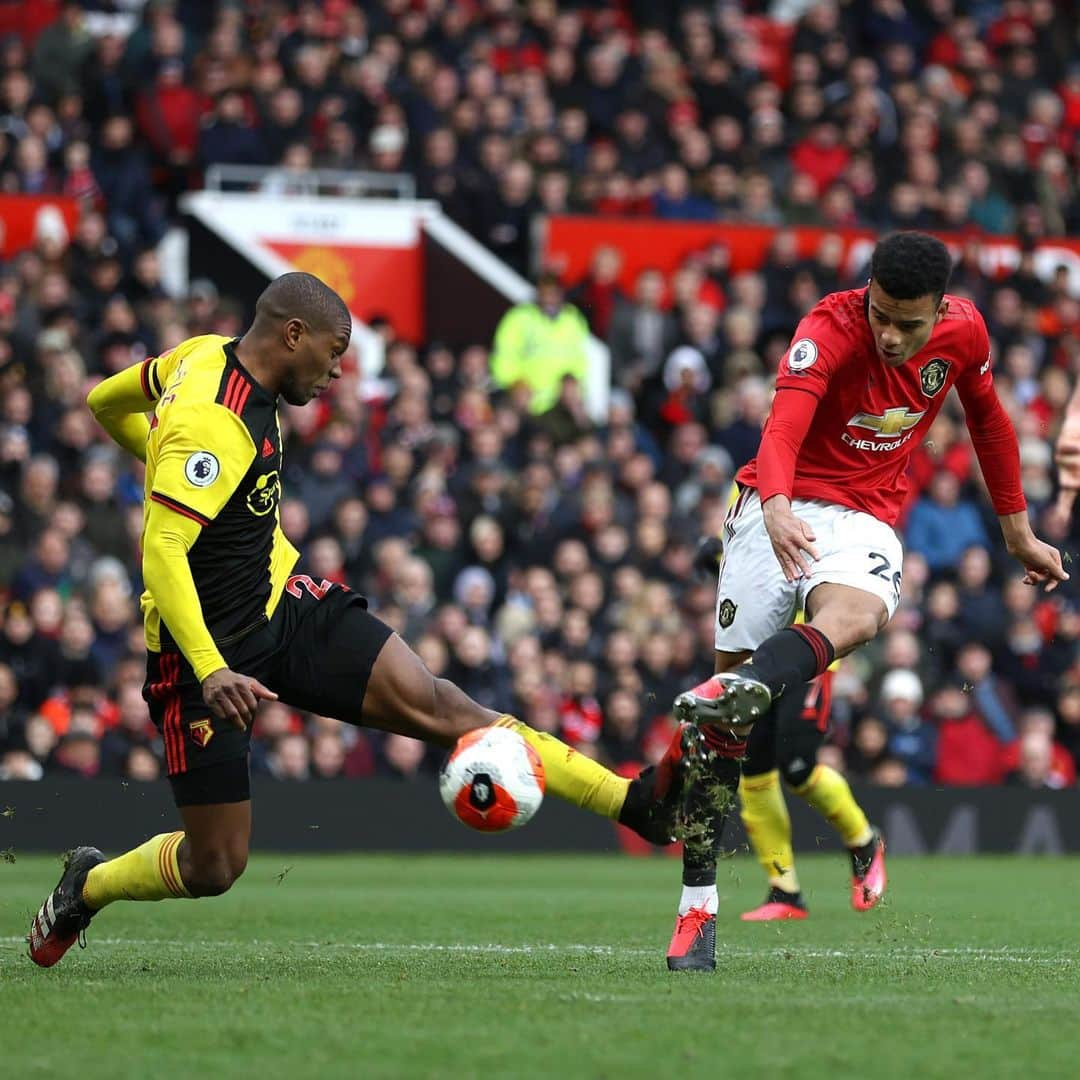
0,1,1077,790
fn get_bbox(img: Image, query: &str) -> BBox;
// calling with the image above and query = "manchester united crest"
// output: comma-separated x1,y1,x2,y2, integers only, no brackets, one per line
718,598,737,629
919,357,951,397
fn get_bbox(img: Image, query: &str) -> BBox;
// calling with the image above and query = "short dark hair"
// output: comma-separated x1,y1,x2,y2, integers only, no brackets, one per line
256,272,350,332
870,232,952,302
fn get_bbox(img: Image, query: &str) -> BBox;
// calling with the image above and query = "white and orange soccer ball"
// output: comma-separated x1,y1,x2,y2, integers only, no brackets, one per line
439,726,546,832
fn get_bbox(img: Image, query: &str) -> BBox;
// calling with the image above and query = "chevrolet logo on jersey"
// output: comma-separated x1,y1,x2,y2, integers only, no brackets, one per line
847,407,925,437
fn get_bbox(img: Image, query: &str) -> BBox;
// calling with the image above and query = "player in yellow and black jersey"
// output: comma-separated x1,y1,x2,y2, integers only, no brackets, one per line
27,272,702,969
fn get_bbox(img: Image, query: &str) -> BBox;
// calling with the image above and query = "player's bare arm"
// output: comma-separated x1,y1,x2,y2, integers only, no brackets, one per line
1053,380,1080,521
953,312,1068,592
998,511,1068,592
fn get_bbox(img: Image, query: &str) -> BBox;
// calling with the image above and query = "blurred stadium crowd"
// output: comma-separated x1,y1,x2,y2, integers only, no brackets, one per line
0,0,1077,790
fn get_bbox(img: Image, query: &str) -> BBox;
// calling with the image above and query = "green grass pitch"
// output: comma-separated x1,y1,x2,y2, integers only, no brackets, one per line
2,853,1077,1079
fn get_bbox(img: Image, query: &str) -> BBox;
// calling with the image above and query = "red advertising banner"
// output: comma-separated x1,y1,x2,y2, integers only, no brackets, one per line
543,215,1080,294
264,240,424,342
0,195,80,258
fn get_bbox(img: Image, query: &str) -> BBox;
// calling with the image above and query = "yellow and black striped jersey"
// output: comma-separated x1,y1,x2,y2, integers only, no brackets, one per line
139,334,298,652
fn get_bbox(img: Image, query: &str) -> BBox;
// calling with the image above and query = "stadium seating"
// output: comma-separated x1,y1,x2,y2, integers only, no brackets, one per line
0,0,1076,789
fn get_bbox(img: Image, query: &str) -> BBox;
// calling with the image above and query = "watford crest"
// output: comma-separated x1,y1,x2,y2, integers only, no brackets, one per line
189,718,214,748
919,358,951,397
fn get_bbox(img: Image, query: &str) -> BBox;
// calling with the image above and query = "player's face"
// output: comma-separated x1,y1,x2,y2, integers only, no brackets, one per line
867,281,947,367
284,320,350,405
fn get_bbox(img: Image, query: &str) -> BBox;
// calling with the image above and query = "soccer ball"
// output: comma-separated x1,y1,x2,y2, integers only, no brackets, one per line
439,727,546,832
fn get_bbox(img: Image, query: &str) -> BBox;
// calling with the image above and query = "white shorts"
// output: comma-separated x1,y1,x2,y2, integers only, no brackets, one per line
713,489,904,653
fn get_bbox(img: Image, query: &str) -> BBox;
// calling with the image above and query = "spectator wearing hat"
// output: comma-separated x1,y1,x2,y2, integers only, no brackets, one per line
880,669,936,785
657,346,711,429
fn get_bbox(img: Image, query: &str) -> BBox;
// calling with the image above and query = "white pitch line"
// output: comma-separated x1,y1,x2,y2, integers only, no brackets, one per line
0,937,1074,963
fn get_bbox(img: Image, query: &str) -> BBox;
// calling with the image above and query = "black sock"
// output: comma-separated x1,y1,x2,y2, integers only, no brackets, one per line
733,625,835,699
681,755,740,887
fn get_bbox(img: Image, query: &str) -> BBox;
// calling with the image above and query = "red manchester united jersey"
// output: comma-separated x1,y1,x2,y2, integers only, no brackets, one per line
736,287,1020,526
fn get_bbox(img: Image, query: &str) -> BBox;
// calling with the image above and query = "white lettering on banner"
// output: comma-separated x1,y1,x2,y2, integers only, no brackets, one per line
841,432,916,452
287,213,344,234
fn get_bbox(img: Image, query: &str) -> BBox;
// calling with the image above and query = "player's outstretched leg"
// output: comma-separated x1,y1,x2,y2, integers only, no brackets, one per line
673,622,838,731
29,781,251,968
361,633,703,843
29,834,193,967
673,670,772,731
676,583,887,733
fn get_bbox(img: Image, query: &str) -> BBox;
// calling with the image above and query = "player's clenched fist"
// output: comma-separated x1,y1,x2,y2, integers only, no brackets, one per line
762,495,820,581
202,668,278,729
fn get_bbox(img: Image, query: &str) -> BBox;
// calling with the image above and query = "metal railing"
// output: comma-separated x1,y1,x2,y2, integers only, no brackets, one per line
202,165,416,200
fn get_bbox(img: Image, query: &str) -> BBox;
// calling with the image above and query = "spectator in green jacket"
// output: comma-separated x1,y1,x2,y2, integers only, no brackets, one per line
491,271,590,415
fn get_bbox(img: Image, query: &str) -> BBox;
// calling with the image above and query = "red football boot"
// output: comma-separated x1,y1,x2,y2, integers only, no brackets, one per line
673,671,772,731
850,829,887,912
666,905,717,972
741,886,809,921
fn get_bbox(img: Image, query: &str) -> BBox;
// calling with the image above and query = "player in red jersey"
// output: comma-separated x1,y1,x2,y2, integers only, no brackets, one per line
666,232,1067,972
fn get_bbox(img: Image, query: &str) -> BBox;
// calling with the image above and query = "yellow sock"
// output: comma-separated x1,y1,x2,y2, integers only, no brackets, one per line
793,764,873,848
739,770,800,893
81,831,191,910
495,717,630,820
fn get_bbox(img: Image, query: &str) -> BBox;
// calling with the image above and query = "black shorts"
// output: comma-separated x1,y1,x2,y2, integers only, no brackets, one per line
143,574,393,804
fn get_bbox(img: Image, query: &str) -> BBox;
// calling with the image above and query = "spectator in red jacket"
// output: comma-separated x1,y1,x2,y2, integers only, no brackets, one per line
789,121,851,196
933,682,1009,787
135,58,205,174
